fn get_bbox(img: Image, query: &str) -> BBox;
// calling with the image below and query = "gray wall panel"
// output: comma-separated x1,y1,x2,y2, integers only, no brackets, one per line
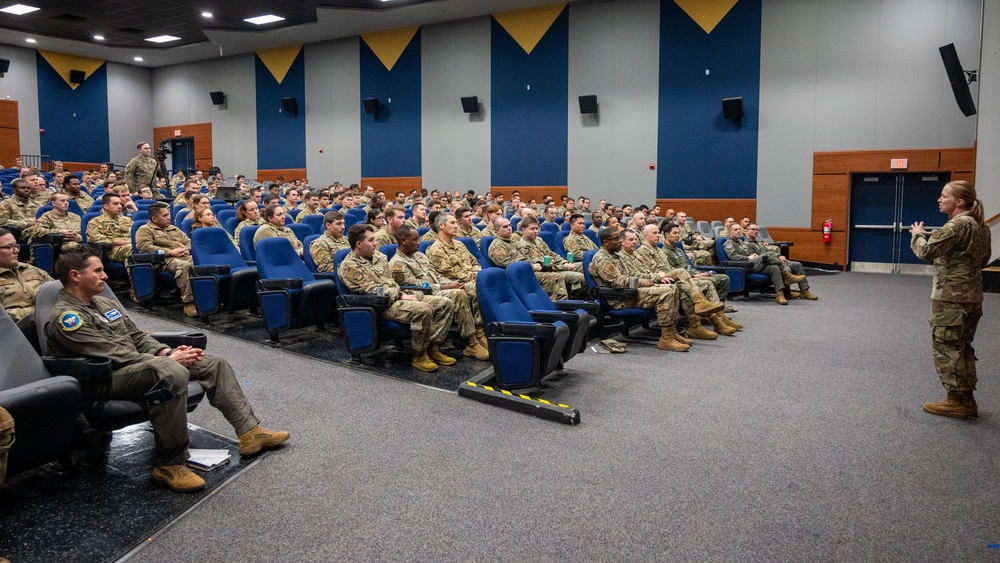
568,0,659,206
107,63,152,166
0,45,40,157
421,18,491,192
305,39,361,186
151,54,257,178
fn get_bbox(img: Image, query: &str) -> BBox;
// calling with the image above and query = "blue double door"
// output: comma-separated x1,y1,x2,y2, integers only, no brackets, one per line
848,172,949,273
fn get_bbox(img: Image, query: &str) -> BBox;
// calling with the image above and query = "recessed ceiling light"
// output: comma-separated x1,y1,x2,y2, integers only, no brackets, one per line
201,11,212,18
145,35,180,43
0,4,40,15
25,38,36,43
93,35,104,41
244,14,284,25
134,56,143,62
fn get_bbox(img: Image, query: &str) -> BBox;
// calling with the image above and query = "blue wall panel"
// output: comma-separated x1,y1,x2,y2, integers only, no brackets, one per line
359,32,422,178
256,50,307,169
36,54,110,163
490,9,568,187
657,0,761,199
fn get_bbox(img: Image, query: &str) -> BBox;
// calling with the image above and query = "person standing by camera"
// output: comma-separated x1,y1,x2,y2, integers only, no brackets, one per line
125,141,164,194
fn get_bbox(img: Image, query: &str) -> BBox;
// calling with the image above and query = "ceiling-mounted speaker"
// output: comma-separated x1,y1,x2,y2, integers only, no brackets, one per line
363,97,379,115
281,96,298,115
722,96,744,120
0,58,9,78
461,96,479,113
939,43,977,117
579,95,598,114
210,91,226,105
69,69,86,84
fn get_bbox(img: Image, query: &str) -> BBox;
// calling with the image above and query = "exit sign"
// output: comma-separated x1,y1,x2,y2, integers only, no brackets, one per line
890,158,908,169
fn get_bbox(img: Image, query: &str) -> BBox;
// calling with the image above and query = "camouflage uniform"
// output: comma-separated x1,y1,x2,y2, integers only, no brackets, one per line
487,233,570,299
295,207,322,223
744,236,809,291
234,218,264,244
562,231,597,261
86,213,134,262
338,250,454,353
309,232,350,272
425,237,482,313
480,223,497,239
663,243,730,301
390,250,479,339
911,211,991,393
25,209,82,245
419,229,438,243
253,223,302,253
679,222,714,265
519,236,587,300
487,234,522,268
373,228,397,248
124,155,160,193
722,235,787,292
0,195,36,228
588,248,679,327
45,290,259,467
633,242,720,314
0,261,52,322
135,222,194,304
457,224,483,246
63,190,94,209
404,218,426,230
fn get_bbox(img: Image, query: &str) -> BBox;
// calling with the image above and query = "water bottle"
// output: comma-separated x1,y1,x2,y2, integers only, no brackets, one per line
421,272,431,290
566,251,574,263
543,255,550,267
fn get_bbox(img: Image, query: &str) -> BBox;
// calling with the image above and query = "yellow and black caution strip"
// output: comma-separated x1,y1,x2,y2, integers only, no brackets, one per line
458,378,580,425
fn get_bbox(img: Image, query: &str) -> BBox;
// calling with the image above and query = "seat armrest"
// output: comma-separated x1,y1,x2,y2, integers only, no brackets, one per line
553,300,599,314
721,260,752,270
42,356,112,382
594,286,639,299
91,242,114,253
400,284,433,295
528,310,579,324
490,321,558,337
36,233,66,246
152,332,208,348
259,277,303,290
340,294,392,309
193,264,231,275
313,272,338,281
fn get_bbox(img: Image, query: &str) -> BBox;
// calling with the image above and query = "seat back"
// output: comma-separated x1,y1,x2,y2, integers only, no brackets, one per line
457,237,490,270
345,208,367,224
255,237,315,282
303,234,322,272
192,227,250,268
302,213,325,234
239,225,260,261
505,261,555,311
130,219,147,248
418,240,434,254
697,221,714,238
80,211,101,244
538,230,564,259
216,207,237,225
287,208,302,221
583,229,600,247
555,231,571,257
510,216,521,231
757,225,776,244
710,220,723,231
181,217,194,235
332,248,353,294
35,204,53,219
540,222,559,235
714,225,725,239
288,222,313,243
0,306,51,389
480,236,495,262
175,208,190,227
581,249,600,293
379,244,397,262
475,267,534,325
224,216,239,236
716,237,730,261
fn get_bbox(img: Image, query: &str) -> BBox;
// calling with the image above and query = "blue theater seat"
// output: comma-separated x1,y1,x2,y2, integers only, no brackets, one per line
254,237,337,342
332,248,411,361
581,249,656,338
190,227,260,320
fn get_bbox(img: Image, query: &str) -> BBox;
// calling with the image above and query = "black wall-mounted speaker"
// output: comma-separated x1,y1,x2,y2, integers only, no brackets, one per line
281,96,298,115
210,91,226,105
0,58,10,77
939,43,977,117
579,95,598,114
722,97,744,120
461,96,479,113
69,69,86,84
363,98,379,115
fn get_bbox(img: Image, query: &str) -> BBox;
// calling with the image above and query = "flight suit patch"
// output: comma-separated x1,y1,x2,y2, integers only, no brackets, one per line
59,311,84,331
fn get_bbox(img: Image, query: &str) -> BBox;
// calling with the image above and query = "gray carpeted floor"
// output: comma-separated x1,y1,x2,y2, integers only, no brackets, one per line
124,272,1000,562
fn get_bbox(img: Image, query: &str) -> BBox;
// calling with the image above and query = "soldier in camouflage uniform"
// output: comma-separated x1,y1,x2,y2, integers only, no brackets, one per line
339,225,457,372
455,207,483,247
86,194,134,263
295,193,323,223
660,222,732,304
425,212,484,316
744,224,815,300
124,141,162,193
911,180,991,419
0,178,38,231
632,226,738,337
563,214,597,262
518,216,586,300
588,228,689,352
373,205,406,248
135,202,197,316
405,202,429,230
234,200,265,244
60,175,94,209
675,211,714,265
310,211,350,272
0,228,52,324
486,217,572,299
253,204,303,257
722,224,804,305
25,192,83,265
389,225,489,360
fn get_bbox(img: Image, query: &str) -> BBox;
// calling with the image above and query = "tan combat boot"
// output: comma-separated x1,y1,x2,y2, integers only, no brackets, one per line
411,352,439,372
922,391,970,419
657,326,690,352
151,464,206,492
183,303,198,317
429,344,457,366
463,339,490,361
686,315,718,339
239,426,291,456
690,291,724,316
673,325,693,345
709,312,737,336
781,269,806,285
965,391,978,417
723,314,743,330
775,292,788,305
799,289,818,300
475,327,490,352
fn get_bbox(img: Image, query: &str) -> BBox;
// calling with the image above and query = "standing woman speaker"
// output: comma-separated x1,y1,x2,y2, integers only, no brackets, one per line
910,181,992,419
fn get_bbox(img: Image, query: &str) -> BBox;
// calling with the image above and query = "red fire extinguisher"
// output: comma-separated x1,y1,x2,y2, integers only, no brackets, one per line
823,219,832,243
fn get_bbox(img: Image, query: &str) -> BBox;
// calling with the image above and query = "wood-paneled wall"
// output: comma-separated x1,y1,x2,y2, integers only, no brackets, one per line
490,186,568,201
257,169,308,183
0,100,19,168
654,199,757,224
360,177,423,194
797,145,977,265
152,123,213,172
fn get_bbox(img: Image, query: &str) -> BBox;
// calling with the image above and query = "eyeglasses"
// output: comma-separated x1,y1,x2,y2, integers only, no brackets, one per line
0,244,18,252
